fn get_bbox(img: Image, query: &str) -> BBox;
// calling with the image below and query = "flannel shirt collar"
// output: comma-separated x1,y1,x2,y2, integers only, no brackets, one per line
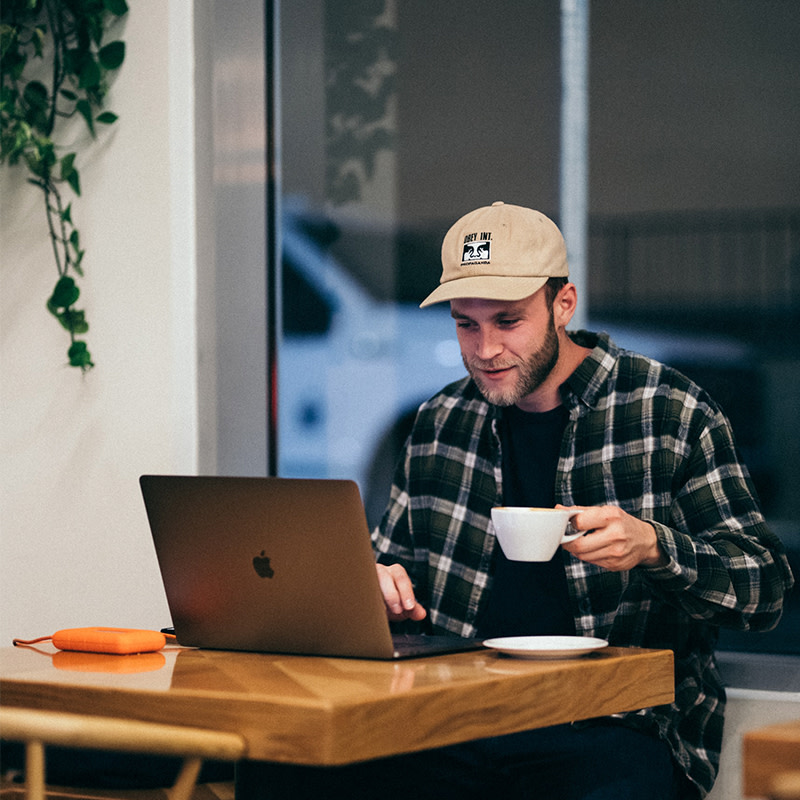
560,330,618,411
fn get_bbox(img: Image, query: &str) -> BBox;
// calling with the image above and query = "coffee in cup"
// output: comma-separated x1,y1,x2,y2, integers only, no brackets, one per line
490,507,582,562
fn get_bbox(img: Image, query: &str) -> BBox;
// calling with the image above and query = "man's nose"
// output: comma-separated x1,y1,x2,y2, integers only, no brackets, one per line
475,328,503,361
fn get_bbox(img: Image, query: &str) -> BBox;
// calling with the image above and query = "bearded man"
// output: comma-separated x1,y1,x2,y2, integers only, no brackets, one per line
368,201,793,800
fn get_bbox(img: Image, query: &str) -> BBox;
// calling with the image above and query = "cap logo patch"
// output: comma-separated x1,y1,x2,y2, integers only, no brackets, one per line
461,232,492,264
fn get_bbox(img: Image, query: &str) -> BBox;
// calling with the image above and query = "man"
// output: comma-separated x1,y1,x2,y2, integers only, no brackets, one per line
372,201,794,799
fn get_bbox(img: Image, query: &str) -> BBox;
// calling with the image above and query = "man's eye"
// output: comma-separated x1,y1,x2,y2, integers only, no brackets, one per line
498,318,519,327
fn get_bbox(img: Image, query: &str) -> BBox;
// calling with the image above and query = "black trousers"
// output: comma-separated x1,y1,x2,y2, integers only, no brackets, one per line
236,721,699,800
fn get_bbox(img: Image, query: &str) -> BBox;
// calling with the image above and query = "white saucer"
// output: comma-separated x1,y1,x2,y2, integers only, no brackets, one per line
482,635,609,659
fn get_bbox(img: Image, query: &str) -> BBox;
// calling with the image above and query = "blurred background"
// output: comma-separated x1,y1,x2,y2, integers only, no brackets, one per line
258,3,799,661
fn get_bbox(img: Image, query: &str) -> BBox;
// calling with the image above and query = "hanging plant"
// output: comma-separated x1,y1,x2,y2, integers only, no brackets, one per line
0,0,128,371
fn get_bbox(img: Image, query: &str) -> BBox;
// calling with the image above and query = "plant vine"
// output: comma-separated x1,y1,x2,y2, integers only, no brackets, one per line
0,0,128,371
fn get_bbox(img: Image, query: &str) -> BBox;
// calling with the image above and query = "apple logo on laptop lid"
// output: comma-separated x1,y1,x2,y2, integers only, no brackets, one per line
253,551,275,579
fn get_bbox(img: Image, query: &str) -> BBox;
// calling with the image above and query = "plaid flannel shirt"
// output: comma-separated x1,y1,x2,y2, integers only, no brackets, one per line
372,331,793,797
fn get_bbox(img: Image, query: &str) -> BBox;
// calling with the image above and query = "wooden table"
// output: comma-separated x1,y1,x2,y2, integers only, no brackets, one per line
1,643,673,784
743,719,800,799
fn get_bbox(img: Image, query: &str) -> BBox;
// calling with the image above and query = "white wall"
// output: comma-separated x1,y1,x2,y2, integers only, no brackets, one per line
0,2,199,644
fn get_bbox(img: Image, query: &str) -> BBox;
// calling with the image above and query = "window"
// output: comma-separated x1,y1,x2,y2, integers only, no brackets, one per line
278,0,799,654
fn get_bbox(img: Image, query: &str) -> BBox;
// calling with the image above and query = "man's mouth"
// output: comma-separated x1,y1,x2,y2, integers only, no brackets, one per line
475,363,516,378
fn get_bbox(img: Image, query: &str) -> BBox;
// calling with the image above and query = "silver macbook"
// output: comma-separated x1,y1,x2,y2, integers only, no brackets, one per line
140,475,483,660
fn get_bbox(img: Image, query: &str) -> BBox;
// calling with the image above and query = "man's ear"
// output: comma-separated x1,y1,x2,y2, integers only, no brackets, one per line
553,282,579,328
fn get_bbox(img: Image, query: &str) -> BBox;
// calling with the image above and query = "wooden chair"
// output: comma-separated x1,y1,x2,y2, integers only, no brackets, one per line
0,707,245,800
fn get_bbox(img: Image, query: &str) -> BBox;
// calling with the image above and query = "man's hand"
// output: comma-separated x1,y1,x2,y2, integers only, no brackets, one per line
376,563,428,622
557,504,668,571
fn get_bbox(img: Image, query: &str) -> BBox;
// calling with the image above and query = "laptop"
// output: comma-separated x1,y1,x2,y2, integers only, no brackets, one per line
140,475,483,660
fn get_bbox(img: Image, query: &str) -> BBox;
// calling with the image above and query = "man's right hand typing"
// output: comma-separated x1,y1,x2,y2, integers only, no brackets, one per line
376,563,428,622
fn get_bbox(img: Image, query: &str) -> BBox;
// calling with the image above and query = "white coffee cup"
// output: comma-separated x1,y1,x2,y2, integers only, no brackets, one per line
490,507,582,562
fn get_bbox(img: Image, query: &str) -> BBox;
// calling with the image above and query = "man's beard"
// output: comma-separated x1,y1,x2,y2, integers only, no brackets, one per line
463,314,560,407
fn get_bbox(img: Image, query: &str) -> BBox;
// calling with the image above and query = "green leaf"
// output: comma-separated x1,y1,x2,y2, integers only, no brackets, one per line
22,80,48,111
59,89,78,101
78,58,101,91
24,138,56,178
0,82,17,107
63,309,89,334
66,167,81,196
0,23,18,60
2,41,27,81
32,25,45,58
87,14,104,48
48,276,80,309
95,111,118,125
64,48,82,79
68,340,94,370
75,99,95,137
98,41,125,71
60,203,73,224
103,0,130,16
22,80,49,130
60,152,76,180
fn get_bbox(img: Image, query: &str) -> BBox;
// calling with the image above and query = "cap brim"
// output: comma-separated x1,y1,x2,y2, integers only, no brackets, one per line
419,275,551,308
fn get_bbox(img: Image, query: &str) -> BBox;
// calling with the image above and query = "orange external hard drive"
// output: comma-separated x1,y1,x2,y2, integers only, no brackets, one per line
51,627,166,655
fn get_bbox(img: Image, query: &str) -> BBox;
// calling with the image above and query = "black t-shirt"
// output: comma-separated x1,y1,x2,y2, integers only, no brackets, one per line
476,403,575,639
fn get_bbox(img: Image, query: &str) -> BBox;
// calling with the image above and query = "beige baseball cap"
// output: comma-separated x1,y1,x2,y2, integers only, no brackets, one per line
420,201,568,307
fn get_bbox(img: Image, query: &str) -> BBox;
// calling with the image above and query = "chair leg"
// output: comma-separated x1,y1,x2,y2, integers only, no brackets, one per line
24,740,45,800
169,756,204,800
